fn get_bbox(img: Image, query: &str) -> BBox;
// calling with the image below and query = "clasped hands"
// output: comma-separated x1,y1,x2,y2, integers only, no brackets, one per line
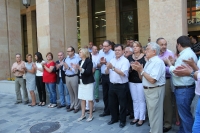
172,58,196,76
130,61,143,73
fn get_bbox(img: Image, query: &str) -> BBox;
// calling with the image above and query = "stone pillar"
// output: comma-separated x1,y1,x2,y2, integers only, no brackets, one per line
105,0,120,43
26,9,37,57
149,0,187,52
64,0,78,52
36,0,65,58
79,0,93,47
0,0,22,80
137,0,150,46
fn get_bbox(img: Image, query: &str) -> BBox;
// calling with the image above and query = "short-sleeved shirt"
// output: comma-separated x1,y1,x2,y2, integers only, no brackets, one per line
35,61,45,76
128,55,146,83
169,47,197,86
142,56,166,87
108,56,130,84
11,61,25,77
43,61,56,83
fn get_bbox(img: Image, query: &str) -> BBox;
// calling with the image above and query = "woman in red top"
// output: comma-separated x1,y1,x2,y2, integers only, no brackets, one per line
43,52,57,108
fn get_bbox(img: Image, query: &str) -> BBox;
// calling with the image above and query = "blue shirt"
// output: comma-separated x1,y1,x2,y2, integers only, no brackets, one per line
98,49,115,74
63,54,81,75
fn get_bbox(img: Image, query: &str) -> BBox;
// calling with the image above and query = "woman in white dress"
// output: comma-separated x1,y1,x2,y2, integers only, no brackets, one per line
75,48,95,122
24,54,36,106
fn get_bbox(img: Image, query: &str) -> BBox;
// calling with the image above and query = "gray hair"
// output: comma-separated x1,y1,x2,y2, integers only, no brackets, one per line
128,47,133,53
147,42,160,55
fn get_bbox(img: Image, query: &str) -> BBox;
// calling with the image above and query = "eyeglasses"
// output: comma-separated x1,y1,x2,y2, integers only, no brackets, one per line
67,51,72,52
103,45,109,47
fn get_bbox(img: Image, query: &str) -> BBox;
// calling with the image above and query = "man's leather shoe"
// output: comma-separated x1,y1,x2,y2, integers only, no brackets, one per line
74,109,79,113
15,101,22,104
107,120,118,125
67,108,74,112
57,105,65,108
95,99,99,103
129,114,134,119
99,112,110,117
119,122,126,128
163,127,171,132
66,105,70,109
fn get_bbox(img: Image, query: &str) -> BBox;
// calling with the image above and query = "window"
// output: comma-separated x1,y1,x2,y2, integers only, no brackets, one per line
92,0,106,46
187,0,200,24
21,15,28,60
119,0,138,44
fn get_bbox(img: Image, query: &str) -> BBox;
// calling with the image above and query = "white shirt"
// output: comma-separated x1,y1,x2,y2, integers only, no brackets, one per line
142,56,166,87
169,47,198,86
108,56,130,84
35,61,45,76
98,49,115,74
91,53,100,69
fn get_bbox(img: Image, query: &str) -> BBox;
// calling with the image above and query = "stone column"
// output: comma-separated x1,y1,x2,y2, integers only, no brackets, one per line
0,0,22,80
137,0,150,46
64,0,78,52
26,9,37,57
36,0,65,58
105,0,120,43
79,0,93,47
149,0,187,52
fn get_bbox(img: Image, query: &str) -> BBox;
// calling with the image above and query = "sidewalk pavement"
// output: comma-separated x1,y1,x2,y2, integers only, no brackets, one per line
0,92,179,133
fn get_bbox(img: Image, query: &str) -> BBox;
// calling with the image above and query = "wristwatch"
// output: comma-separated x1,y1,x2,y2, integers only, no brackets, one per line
190,71,195,78
112,67,115,71
141,70,145,76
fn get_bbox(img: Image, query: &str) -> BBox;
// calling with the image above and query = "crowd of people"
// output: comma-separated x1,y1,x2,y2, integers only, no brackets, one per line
11,35,200,133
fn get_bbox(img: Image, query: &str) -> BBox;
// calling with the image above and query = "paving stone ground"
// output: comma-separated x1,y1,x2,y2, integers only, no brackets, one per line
0,87,179,133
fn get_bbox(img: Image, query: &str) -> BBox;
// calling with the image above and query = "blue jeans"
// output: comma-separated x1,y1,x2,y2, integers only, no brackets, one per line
46,83,57,104
193,96,200,133
174,87,195,133
57,78,70,106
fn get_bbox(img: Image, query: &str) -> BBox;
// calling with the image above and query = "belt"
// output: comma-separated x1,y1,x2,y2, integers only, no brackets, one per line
111,82,127,85
16,76,23,78
144,84,164,89
65,74,77,77
102,74,109,76
175,84,195,89
95,69,100,70
166,77,170,79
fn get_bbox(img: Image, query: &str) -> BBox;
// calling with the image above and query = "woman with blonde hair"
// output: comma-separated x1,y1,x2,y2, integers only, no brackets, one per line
128,41,146,126
75,48,95,122
24,54,36,106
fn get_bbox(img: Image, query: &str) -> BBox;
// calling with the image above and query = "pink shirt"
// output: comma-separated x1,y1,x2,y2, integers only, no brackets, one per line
158,49,174,78
196,72,200,95
11,61,25,76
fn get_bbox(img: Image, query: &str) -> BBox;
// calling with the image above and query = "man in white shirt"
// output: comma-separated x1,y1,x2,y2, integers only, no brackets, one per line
157,37,174,132
97,40,115,117
132,42,166,133
105,44,130,128
91,46,100,102
166,36,197,133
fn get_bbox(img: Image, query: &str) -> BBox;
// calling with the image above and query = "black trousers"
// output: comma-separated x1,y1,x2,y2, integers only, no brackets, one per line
126,84,133,116
36,76,46,102
109,83,128,123
101,74,110,114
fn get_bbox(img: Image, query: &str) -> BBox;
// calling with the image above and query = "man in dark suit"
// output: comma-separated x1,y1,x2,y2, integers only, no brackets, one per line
55,52,70,109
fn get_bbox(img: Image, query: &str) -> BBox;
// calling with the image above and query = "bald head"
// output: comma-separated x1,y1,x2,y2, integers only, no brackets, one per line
92,46,98,55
